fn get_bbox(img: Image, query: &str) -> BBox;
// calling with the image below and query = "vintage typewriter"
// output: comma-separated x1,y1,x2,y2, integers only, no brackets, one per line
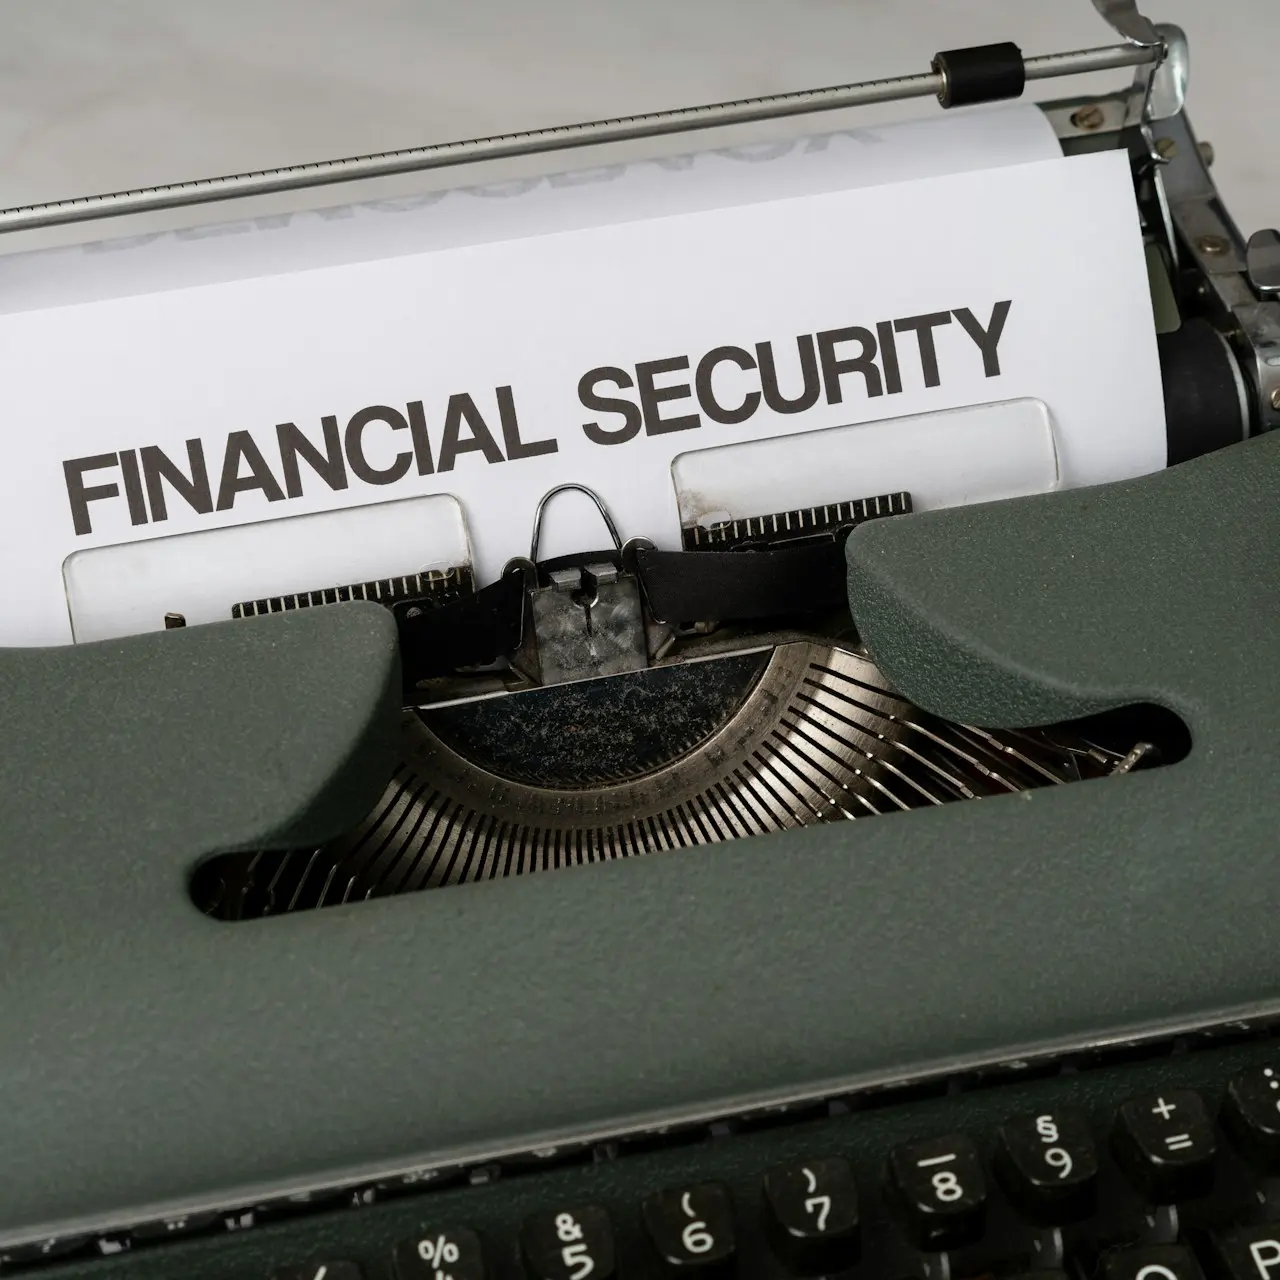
2,2,1279,1278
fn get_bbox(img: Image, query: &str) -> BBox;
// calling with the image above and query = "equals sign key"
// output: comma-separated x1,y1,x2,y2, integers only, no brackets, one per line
1113,1090,1218,1202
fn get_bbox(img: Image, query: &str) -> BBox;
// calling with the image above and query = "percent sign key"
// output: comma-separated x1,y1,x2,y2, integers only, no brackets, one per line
393,1228,487,1280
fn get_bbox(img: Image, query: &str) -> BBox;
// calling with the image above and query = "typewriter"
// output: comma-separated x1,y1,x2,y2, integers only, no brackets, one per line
2,2,1279,1278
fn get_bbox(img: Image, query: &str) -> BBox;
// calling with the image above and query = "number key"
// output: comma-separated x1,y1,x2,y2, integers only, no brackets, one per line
522,1206,616,1280
996,1108,1098,1225
1101,1244,1205,1280
888,1133,986,1251
762,1157,859,1276
392,1227,486,1280
642,1183,735,1274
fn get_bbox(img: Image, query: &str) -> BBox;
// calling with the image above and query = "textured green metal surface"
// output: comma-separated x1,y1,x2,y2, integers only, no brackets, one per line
0,603,402,855
0,434,1274,1248
845,429,1279,727
34,1036,1280,1280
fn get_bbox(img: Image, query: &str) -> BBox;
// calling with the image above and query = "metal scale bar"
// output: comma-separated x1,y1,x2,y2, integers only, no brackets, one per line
0,40,1157,235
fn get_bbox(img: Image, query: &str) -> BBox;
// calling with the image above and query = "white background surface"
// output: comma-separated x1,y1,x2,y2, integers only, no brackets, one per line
0,0,1275,247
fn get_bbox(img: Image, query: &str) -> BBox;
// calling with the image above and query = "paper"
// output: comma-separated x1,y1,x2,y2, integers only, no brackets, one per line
0,104,1061,313
0,144,1164,647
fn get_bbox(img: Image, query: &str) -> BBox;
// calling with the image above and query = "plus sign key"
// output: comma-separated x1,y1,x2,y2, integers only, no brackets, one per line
1222,1067,1280,1171
1112,1090,1217,1202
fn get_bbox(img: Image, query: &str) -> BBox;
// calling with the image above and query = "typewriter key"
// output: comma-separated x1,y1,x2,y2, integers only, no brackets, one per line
521,1205,616,1280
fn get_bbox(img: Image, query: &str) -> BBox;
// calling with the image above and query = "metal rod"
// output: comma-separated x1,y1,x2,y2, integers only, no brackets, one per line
0,41,1156,235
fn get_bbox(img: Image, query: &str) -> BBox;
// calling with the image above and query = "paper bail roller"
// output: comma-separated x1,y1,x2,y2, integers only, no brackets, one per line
932,43,1027,110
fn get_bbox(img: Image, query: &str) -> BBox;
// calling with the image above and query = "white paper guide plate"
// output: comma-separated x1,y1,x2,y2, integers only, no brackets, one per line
63,495,469,644
673,398,1060,530
0,112,1165,646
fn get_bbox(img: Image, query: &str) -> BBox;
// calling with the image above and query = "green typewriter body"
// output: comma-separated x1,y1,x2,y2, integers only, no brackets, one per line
2,4,1279,1279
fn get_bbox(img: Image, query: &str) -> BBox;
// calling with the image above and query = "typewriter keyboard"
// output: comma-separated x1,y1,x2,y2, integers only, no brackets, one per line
23,1029,1280,1280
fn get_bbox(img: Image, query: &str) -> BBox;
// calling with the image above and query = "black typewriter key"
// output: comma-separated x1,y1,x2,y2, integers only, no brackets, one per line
522,1206,616,1280
1207,1224,1280,1280
1112,1090,1217,1201
274,1264,364,1280
393,1228,486,1280
1222,1067,1280,1170
762,1157,860,1275
888,1133,987,1250
1101,1244,1206,1280
995,1108,1098,1224
642,1182,735,1274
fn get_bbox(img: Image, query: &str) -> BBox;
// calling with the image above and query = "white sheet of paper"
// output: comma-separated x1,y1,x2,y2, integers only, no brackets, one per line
0,103,1061,313
0,146,1163,647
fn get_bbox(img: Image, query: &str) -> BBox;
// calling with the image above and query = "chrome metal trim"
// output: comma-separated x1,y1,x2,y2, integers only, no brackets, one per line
0,42,1157,235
